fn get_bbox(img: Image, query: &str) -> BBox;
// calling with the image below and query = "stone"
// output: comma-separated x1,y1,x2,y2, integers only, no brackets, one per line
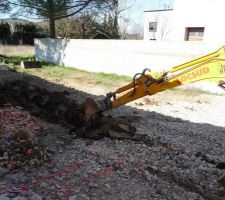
0,196,9,200
68,195,77,200
80,194,90,200
0,168,9,177
50,185,56,190
145,171,154,181
12,196,26,200
32,193,42,200
105,183,111,190
216,162,225,169
73,188,81,194
218,173,225,186
39,182,48,189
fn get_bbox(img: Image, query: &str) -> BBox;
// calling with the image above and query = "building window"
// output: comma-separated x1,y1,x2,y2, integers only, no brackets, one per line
185,27,205,41
149,22,157,32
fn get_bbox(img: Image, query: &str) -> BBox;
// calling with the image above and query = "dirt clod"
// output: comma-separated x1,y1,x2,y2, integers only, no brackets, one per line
15,128,33,141
218,173,225,186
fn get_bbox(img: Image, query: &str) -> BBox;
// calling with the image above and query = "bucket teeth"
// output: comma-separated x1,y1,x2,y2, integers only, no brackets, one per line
84,98,101,123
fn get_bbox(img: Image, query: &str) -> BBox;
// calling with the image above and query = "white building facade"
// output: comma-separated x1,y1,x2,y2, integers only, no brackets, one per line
144,0,225,44
144,9,173,41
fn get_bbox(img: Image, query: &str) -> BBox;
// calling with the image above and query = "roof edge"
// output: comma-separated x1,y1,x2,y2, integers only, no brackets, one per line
144,9,173,12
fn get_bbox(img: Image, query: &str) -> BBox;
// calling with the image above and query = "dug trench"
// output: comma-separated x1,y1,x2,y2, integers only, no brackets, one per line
1,71,225,200
0,72,152,142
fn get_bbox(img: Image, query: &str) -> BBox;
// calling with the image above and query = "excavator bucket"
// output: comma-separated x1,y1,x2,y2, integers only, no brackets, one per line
84,98,102,123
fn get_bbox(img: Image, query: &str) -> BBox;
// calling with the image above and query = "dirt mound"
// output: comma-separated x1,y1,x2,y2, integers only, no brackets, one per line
0,78,148,141
0,105,40,135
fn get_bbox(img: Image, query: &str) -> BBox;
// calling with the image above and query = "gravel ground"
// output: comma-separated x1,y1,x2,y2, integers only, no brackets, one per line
0,71,225,200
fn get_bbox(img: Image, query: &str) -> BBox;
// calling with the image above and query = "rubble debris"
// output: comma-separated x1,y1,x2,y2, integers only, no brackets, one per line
0,80,150,143
72,115,154,145
0,78,152,174
0,80,85,129
73,116,136,140
0,105,40,135
0,105,50,171
0,135,50,170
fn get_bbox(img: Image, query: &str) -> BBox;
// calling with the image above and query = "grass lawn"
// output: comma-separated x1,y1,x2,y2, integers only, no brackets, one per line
1,55,131,87
26,65,131,86
0,55,35,65
1,54,223,96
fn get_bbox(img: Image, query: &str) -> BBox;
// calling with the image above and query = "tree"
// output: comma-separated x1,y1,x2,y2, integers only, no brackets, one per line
94,0,134,39
55,18,74,39
13,22,46,44
110,0,119,38
75,14,99,39
0,0,10,12
129,22,143,40
117,0,134,39
0,22,11,44
95,15,118,39
96,0,120,39
8,0,97,38
55,14,100,39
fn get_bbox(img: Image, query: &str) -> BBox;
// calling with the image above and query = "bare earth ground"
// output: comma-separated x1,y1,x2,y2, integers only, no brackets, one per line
0,53,225,199
0,45,34,56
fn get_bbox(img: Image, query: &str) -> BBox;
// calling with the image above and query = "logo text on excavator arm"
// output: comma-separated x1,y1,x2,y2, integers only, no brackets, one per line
178,67,209,82
220,65,225,73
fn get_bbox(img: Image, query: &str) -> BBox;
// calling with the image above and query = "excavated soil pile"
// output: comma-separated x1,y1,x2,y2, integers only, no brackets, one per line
0,73,153,170
0,77,152,141
0,105,40,134
0,105,49,170
0,77,86,170
0,79,85,128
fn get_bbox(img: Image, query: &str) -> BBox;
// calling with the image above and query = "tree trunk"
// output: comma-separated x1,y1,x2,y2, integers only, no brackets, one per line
49,18,56,38
48,0,56,38
113,0,119,39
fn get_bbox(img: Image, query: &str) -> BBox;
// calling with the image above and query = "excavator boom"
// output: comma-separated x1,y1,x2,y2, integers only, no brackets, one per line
85,46,225,122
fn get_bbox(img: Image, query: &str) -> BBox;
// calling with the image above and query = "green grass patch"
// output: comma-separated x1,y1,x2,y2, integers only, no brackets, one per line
0,55,131,85
0,55,35,66
93,72,131,84
23,63,131,86
9,56,223,95
26,65,78,78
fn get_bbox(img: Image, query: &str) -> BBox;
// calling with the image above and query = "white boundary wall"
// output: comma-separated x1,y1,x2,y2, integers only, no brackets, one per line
35,39,225,94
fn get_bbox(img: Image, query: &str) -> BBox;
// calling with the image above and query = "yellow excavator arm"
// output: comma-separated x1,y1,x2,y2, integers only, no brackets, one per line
85,46,225,122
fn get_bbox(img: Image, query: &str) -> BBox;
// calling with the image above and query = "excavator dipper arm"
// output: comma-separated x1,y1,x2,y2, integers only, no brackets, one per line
85,46,225,122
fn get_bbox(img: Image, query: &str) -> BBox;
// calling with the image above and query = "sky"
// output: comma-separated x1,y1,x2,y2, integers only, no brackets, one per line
128,0,174,29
